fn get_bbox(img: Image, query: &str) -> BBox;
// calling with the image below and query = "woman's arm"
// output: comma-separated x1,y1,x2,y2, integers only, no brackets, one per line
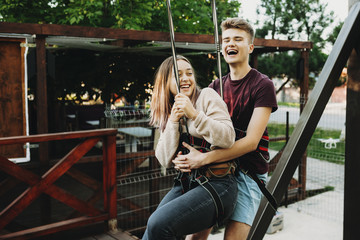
173,107,272,170
155,120,180,168
191,88,235,149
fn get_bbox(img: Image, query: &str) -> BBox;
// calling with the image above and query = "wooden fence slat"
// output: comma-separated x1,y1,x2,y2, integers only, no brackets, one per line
0,129,117,145
0,129,118,239
66,168,102,191
0,137,100,229
103,135,117,226
0,156,102,217
0,215,109,240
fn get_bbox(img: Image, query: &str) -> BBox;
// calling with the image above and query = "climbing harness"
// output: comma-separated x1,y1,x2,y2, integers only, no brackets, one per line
235,128,271,163
166,0,235,224
233,128,278,211
175,131,236,225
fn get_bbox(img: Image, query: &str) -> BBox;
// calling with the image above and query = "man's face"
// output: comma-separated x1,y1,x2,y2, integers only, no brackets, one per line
221,28,254,65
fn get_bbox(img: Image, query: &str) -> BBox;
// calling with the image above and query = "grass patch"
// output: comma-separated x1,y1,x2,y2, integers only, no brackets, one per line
267,123,345,164
277,102,300,108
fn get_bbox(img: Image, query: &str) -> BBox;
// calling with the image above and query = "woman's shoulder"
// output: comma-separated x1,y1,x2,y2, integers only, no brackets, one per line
197,87,225,108
199,87,221,99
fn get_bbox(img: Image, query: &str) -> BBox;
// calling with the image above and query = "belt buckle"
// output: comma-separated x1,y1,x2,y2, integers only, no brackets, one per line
241,168,249,175
196,175,209,185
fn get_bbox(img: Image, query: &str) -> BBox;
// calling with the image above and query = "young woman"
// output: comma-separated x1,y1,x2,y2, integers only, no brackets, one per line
142,55,238,240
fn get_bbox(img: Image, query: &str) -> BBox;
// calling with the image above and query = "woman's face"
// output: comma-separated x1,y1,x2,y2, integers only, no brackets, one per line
169,59,196,98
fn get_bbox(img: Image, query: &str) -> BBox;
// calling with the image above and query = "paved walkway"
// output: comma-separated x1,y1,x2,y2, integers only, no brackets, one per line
269,102,346,130
208,150,344,240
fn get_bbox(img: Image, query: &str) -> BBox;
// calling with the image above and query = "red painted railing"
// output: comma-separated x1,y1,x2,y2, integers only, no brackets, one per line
0,129,117,240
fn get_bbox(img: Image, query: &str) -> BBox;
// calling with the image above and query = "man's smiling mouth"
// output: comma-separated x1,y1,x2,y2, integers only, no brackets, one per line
227,50,238,55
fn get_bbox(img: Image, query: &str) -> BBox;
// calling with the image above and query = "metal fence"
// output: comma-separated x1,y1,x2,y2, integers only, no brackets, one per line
268,101,345,226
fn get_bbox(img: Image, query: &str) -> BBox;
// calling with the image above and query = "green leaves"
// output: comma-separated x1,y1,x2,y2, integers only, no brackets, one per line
254,0,339,89
0,0,240,33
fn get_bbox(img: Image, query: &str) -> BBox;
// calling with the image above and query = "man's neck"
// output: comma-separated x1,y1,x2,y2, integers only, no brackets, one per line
229,63,252,80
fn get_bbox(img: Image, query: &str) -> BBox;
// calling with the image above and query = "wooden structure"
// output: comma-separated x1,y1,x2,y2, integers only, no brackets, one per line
0,38,27,161
0,22,312,239
0,22,312,140
0,129,117,239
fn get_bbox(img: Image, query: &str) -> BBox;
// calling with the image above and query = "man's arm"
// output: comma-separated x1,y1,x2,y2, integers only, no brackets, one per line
173,107,272,170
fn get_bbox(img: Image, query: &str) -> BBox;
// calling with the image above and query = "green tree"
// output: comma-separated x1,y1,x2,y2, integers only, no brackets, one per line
255,0,335,90
146,0,240,34
0,0,57,23
0,0,240,33
327,21,344,45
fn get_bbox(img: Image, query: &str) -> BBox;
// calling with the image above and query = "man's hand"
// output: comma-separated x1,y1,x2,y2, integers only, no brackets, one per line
173,142,207,171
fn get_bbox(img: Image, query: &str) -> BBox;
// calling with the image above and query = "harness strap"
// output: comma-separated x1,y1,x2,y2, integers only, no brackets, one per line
235,128,271,163
176,134,233,225
176,172,190,194
235,128,269,152
241,169,278,211
188,135,212,152
195,174,225,225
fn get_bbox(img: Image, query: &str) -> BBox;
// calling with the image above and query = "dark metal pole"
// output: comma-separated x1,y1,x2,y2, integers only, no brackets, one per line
211,0,223,99
344,1,360,239
166,0,190,132
248,3,360,239
166,0,180,94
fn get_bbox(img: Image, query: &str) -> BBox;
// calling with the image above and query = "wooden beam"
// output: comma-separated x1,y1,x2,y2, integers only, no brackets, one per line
0,22,312,49
0,137,100,229
254,38,312,49
35,35,48,135
0,215,108,240
0,129,117,145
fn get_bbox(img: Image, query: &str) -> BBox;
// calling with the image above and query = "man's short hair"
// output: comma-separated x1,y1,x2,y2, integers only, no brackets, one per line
221,18,255,43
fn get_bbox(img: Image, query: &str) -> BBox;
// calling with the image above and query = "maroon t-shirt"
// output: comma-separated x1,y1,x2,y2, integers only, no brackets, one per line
209,68,278,174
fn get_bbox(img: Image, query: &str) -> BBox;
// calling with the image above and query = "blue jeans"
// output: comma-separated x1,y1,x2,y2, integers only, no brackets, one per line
142,174,237,240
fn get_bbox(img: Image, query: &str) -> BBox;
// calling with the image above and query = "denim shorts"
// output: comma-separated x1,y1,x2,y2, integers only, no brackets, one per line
230,170,268,226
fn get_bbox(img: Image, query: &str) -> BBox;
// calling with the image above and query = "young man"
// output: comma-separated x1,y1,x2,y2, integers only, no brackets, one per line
173,18,278,240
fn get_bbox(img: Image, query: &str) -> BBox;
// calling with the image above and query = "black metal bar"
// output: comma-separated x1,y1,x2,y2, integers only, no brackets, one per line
248,3,360,239
211,0,223,99
344,5,360,239
166,0,180,94
284,111,289,208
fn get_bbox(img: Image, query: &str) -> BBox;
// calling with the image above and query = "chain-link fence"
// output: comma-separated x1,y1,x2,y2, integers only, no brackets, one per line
268,102,345,225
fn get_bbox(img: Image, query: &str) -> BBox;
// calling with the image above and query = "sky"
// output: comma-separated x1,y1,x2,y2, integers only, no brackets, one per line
239,0,349,25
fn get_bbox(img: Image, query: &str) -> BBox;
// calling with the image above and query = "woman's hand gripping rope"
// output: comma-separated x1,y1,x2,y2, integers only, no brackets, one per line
173,142,207,172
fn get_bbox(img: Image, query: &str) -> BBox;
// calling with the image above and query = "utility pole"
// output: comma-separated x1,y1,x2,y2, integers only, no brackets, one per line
344,0,360,239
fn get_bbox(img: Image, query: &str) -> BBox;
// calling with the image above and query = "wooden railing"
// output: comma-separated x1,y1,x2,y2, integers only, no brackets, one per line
0,129,117,240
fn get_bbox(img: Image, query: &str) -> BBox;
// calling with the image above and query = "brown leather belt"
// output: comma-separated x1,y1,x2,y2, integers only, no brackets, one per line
204,162,236,178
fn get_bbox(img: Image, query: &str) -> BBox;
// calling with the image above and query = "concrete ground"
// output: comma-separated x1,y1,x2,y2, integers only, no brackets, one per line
208,202,342,240
208,149,344,240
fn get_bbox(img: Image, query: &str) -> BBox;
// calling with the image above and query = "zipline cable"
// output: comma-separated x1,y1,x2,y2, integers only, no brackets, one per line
166,0,189,132
166,0,180,94
211,0,223,99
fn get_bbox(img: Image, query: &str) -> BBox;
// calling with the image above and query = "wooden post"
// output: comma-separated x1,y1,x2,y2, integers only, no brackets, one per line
298,49,309,200
344,1,360,239
35,35,48,135
250,53,258,69
103,135,118,232
35,35,51,224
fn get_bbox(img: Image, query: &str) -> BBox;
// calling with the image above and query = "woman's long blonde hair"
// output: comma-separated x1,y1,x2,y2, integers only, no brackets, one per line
150,55,200,131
